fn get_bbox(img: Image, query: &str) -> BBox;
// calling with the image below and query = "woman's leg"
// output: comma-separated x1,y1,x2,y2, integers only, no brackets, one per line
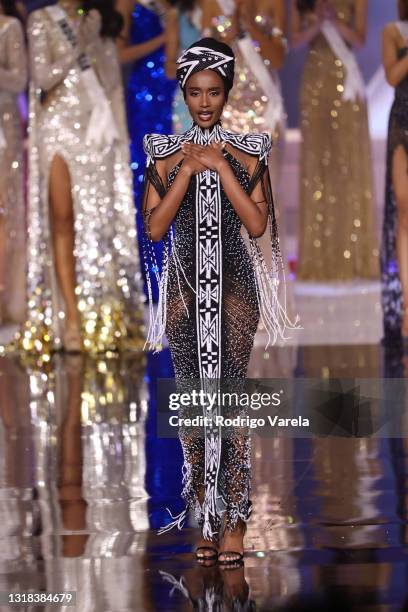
218,286,257,564
393,146,408,335
218,433,250,565
48,155,81,336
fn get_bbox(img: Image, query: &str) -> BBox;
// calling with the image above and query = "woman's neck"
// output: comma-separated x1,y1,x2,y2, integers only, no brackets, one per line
189,120,223,143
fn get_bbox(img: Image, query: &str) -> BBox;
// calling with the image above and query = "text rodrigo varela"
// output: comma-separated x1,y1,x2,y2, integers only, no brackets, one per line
167,390,310,429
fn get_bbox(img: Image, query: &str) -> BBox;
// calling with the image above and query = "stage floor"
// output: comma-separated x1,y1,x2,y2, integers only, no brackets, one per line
0,340,407,611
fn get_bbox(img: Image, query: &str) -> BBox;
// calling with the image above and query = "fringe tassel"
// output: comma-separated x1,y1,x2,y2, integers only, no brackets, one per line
143,233,169,352
157,506,188,535
144,228,197,353
249,236,300,349
159,572,189,598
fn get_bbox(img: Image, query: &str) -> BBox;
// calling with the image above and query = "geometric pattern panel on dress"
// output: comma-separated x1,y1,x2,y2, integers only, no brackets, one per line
196,169,222,382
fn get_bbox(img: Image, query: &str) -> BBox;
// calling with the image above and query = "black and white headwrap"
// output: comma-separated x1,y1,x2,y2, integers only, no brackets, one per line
176,37,235,93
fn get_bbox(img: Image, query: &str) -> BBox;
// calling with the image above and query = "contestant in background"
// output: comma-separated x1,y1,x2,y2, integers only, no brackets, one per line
23,0,144,356
201,1,295,321
117,0,176,301
0,1,27,326
292,0,379,281
166,0,202,133
202,0,287,158
381,2,408,344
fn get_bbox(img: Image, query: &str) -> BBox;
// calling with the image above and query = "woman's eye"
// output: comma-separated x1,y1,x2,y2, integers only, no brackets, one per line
210,91,220,97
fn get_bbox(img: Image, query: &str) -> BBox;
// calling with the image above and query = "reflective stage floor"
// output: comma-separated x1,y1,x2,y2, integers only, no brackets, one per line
0,343,408,611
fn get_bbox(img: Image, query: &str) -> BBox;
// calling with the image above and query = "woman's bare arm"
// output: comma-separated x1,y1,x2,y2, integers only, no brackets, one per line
217,154,269,238
143,156,207,242
332,0,367,48
382,23,408,87
164,6,179,79
290,0,322,49
182,143,269,237
237,0,287,69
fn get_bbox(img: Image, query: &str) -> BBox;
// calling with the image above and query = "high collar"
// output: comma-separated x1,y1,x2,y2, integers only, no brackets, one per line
185,121,224,144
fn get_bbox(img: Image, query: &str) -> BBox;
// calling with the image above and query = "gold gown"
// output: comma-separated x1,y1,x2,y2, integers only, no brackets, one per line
0,17,27,325
297,0,379,281
22,9,144,357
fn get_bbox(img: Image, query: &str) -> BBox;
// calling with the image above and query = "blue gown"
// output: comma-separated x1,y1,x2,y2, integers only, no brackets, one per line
127,3,176,300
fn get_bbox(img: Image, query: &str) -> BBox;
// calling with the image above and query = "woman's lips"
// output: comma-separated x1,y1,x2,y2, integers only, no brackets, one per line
197,112,213,121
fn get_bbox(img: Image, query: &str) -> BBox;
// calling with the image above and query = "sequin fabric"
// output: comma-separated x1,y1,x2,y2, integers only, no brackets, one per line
18,9,144,358
142,120,295,535
127,3,176,300
381,23,408,341
297,0,379,280
0,17,27,324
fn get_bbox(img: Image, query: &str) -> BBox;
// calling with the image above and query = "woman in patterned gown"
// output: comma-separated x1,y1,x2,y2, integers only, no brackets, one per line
143,38,295,565
381,1,408,342
22,0,144,356
292,0,379,281
0,2,26,326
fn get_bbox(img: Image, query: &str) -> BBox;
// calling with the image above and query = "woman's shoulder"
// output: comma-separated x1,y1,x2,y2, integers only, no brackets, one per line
143,132,184,159
383,22,401,38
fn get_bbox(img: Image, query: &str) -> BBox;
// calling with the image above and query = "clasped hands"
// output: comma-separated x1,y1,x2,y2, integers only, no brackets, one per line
77,9,101,53
181,142,228,176
315,0,337,23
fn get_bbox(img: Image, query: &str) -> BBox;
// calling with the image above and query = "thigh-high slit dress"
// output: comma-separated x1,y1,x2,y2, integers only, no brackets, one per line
143,122,296,537
21,7,144,355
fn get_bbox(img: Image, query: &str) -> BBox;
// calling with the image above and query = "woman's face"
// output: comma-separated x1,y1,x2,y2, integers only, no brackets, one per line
184,70,226,128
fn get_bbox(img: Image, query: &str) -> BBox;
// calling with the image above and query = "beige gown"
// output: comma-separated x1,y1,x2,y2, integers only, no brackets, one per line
22,8,144,356
0,17,27,325
297,0,379,281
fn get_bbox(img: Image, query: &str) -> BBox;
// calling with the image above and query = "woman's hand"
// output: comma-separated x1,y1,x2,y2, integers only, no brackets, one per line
181,142,227,173
78,9,101,50
180,155,208,177
322,0,337,21
315,0,326,23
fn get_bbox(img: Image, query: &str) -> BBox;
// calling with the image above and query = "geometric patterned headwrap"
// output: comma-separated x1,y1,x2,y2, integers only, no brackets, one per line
176,37,235,92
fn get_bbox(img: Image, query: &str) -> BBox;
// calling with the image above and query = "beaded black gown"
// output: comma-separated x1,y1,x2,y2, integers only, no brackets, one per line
381,22,408,341
143,122,293,537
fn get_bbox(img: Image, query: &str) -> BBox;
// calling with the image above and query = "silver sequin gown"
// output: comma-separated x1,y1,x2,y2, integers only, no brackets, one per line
0,16,27,325
23,9,144,355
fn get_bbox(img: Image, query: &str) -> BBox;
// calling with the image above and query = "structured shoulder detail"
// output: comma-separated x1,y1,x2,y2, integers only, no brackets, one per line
221,130,272,162
143,133,183,162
